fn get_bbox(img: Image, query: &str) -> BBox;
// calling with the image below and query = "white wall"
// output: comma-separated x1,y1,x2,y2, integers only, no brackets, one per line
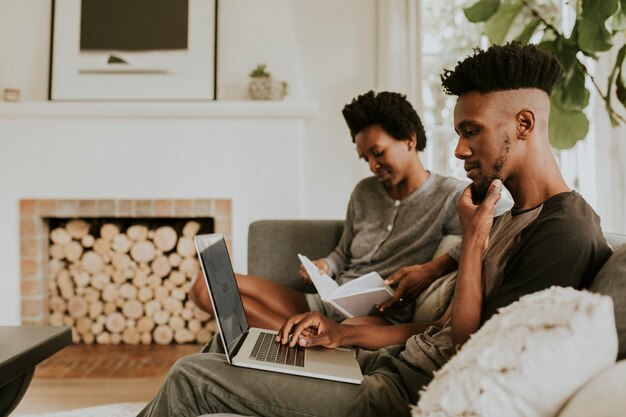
0,0,377,324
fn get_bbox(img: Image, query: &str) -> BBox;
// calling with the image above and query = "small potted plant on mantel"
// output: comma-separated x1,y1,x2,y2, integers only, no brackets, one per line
248,64,288,100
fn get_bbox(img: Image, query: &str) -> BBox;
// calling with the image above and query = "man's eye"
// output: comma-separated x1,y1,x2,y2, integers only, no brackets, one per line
465,129,478,138
373,151,384,157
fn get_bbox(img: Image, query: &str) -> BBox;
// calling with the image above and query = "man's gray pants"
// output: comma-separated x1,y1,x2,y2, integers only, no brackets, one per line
137,337,431,417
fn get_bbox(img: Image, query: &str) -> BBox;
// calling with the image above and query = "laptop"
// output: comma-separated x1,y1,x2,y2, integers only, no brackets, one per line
194,233,363,384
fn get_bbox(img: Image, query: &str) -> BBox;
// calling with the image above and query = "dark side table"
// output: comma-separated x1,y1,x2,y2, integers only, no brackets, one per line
0,326,72,417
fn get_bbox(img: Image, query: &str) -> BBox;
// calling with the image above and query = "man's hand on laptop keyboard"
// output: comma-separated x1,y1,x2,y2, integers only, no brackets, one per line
276,311,345,349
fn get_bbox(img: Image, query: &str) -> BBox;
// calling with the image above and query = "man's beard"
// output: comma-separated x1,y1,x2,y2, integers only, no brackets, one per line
471,177,491,204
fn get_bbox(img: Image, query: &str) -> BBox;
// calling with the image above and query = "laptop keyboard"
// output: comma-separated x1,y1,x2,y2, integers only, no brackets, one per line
250,332,305,367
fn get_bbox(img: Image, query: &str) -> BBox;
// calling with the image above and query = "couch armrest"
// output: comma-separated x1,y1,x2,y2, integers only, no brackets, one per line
247,220,344,292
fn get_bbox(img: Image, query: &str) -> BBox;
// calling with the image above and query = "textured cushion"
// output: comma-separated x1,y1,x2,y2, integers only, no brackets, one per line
412,235,461,323
555,360,626,417
590,243,626,360
413,287,618,417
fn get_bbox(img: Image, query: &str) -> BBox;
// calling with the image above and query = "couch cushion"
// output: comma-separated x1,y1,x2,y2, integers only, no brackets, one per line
590,243,626,360
555,360,626,417
412,287,618,417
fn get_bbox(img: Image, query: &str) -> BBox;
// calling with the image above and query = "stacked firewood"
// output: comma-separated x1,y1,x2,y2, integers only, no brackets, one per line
47,219,216,345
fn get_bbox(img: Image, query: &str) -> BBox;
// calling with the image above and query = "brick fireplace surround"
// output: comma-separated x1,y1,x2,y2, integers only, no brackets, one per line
19,198,231,325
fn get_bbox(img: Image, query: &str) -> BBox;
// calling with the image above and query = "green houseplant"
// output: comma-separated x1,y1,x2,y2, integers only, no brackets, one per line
463,0,626,149
248,64,288,100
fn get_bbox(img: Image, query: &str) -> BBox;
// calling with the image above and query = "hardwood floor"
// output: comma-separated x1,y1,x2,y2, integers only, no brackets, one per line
14,344,201,414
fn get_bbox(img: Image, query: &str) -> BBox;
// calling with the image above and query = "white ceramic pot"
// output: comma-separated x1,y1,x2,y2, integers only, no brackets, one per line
248,78,288,100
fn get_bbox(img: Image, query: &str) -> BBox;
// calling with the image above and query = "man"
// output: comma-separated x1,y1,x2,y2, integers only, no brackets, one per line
138,43,611,417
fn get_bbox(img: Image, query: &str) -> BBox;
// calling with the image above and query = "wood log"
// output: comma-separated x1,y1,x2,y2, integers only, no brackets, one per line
169,315,185,331
49,244,65,260
67,297,88,318
168,253,182,268
72,270,90,288
49,296,66,314
81,234,95,248
112,270,127,285
64,241,84,263
111,253,131,271
140,332,152,345
93,238,110,257
123,267,135,279
50,227,72,246
127,224,149,241
76,317,92,335
63,315,74,327
58,280,74,300
91,272,110,290
154,287,169,302
132,270,149,288
66,219,90,239
81,251,104,274
48,312,64,326
188,319,201,333
169,271,186,286
151,255,171,278
196,326,214,344
83,287,100,303
176,237,196,258
137,316,155,333
110,333,122,345
119,283,138,300
130,241,156,263
96,332,111,345
89,301,103,320
91,321,104,335
154,226,177,252
147,274,162,288
174,328,194,344
82,333,95,345
181,308,194,321
122,300,143,319
182,221,201,238
163,279,175,291
153,310,170,325
193,307,211,322
115,297,125,308
102,284,118,302
171,287,186,301
105,312,125,334
126,318,136,329
75,287,85,296
48,259,65,279
153,325,174,345
137,287,153,303
100,223,120,242
122,327,141,345
144,300,161,317
71,328,80,344
112,234,132,254
179,258,200,278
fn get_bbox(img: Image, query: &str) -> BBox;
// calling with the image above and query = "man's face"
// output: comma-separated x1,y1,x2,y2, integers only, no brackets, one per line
453,91,516,202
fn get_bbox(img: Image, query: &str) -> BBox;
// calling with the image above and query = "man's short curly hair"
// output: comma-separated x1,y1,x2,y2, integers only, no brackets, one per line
342,91,426,151
440,42,563,97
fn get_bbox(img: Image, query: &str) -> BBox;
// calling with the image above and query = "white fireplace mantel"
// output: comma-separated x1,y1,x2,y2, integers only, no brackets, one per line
0,100,317,119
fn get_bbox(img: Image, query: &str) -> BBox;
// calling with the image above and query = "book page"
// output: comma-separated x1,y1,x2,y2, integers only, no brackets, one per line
331,271,389,297
297,254,338,299
331,288,393,318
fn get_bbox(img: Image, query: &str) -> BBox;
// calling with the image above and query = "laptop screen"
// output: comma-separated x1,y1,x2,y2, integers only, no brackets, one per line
194,234,249,358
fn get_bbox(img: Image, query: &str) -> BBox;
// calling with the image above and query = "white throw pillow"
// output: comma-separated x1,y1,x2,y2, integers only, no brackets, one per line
412,287,618,417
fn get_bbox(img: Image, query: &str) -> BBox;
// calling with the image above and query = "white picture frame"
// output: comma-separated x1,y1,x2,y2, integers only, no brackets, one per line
49,0,216,101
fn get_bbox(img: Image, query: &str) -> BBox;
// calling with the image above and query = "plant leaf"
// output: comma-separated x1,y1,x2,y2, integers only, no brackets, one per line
577,0,618,52
549,93,590,150
515,18,541,45
615,45,626,110
464,0,501,23
613,0,626,31
560,66,590,110
484,1,523,44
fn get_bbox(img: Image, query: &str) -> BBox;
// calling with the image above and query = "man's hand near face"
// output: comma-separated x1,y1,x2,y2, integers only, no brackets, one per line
452,179,502,349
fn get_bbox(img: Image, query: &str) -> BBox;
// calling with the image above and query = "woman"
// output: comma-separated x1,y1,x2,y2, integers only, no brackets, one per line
190,91,465,329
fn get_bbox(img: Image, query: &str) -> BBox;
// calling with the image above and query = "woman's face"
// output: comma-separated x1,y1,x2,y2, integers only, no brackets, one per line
355,124,417,189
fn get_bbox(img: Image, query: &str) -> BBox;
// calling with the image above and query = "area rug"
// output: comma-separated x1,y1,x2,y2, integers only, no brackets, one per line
13,402,145,417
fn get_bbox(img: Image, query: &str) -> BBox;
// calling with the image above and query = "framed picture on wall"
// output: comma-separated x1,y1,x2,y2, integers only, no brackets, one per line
49,0,217,101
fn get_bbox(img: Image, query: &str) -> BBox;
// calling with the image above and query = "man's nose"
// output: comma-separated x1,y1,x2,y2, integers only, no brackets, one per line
369,158,379,172
454,138,470,160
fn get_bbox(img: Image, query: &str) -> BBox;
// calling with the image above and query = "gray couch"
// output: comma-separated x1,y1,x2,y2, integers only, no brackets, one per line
204,220,626,417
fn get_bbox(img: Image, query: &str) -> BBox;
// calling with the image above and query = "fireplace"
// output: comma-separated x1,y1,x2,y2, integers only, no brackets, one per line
19,198,231,344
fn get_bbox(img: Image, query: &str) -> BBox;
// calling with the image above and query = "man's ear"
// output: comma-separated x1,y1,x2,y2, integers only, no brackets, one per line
516,109,535,139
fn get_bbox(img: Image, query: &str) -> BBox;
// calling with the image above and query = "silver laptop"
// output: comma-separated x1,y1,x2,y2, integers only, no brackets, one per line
194,233,363,384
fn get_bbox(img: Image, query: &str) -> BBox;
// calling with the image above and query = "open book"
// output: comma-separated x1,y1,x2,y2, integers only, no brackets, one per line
298,254,394,319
